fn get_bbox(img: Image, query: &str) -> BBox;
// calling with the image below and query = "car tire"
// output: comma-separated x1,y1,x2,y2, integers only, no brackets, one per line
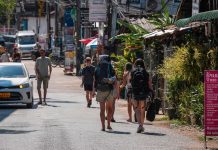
26,96,33,108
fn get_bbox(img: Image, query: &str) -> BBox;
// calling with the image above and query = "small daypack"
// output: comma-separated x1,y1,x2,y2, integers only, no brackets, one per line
131,66,149,97
95,58,114,91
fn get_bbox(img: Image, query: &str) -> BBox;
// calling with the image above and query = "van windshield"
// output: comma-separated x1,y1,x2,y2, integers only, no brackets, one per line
18,36,36,45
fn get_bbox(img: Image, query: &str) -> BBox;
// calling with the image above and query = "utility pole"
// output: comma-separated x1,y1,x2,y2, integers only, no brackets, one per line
76,0,81,75
55,0,58,47
46,1,51,49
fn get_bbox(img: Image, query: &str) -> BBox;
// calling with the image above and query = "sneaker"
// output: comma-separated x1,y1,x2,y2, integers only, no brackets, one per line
134,113,137,122
137,125,144,133
107,126,112,130
111,118,116,122
87,101,92,108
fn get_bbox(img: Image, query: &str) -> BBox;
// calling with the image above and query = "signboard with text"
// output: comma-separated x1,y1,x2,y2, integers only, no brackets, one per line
192,0,199,16
204,70,218,136
89,0,107,22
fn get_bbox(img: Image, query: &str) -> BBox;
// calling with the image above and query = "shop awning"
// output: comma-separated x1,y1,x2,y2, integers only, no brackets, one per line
175,10,218,27
79,37,95,45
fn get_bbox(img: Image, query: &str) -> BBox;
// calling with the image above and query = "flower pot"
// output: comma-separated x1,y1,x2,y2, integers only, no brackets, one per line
165,108,177,120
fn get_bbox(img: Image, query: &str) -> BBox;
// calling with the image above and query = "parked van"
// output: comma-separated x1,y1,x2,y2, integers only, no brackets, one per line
16,30,37,58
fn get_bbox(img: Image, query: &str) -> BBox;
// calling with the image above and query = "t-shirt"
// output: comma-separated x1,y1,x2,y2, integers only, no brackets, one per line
0,52,10,62
82,65,95,85
35,56,51,77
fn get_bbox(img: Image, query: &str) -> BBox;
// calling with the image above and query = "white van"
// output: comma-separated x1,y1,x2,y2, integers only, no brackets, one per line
16,30,37,58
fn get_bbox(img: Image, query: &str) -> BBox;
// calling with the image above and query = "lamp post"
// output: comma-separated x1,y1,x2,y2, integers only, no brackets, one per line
76,0,81,75
46,0,51,49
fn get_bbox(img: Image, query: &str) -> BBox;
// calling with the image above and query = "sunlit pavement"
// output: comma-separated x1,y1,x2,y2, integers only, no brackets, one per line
0,60,203,150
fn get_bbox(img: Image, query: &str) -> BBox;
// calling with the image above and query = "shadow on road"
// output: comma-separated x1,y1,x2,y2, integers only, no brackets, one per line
0,129,37,134
106,130,131,135
142,132,166,136
113,121,129,124
89,106,99,109
46,100,80,104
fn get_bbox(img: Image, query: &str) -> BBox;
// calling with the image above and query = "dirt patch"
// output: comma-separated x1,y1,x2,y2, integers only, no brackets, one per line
153,116,218,150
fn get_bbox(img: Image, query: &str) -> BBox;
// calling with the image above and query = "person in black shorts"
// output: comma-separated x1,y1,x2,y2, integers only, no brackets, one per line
81,57,95,107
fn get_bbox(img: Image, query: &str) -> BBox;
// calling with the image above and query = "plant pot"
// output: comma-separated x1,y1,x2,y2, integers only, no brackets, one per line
165,108,177,120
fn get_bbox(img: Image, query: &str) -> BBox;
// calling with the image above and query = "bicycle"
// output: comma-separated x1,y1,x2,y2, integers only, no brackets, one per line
49,53,65,68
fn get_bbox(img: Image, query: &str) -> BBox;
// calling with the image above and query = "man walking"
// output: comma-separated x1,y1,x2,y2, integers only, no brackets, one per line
35,49,52,105
0,48,10,62
81,57,95,107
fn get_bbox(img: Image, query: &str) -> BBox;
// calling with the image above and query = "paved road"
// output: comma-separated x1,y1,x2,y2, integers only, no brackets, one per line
0,60,204,150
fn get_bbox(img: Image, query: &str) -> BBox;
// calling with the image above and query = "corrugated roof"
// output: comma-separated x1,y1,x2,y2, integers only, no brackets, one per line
129,17,156,32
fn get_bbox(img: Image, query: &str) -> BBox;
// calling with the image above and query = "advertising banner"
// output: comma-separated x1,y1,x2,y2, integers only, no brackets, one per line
89,0,107,22
204,70,218,136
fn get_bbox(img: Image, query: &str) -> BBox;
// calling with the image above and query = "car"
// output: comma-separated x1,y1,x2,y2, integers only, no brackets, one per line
0,63,35,108
3,35,16,56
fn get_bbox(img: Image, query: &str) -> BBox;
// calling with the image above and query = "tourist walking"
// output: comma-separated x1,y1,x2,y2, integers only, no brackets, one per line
131,59,151,133
0,48,10,62
35,49,52,105
81,57,95,108
94,55,116,131
120,62,133,122
12,48,21,62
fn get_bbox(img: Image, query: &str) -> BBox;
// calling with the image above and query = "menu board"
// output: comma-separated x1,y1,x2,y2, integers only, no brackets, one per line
204,70,218,136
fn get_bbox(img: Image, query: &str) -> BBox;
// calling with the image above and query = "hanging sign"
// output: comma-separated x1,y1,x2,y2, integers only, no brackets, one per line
192,0,199,15
89,0,107,22
204,70,218,136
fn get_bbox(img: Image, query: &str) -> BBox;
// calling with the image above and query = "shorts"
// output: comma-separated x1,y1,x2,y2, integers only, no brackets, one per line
84,84,93,91
125,87,132,100
37,76,49,89
96,90,113,103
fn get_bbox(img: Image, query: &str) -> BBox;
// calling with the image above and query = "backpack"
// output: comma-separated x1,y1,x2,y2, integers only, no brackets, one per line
95,61,114,91
131,66,149,97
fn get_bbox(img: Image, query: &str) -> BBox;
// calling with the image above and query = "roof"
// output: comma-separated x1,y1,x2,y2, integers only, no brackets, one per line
175,10,218,27
143,27,190,39
129,17,156,32
16,31,35,36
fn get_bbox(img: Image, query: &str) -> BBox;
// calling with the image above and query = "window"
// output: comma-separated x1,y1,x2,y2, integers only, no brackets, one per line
0,66,27,78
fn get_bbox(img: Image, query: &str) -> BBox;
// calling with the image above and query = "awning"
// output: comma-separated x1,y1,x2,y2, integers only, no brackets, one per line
175,10,218,27
85,38,98,55
79,37,95,45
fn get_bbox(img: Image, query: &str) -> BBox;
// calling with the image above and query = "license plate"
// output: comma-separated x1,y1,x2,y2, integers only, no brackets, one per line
0,93,10,98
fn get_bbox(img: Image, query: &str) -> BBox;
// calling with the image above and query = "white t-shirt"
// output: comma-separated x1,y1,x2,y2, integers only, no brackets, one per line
0,53,10,62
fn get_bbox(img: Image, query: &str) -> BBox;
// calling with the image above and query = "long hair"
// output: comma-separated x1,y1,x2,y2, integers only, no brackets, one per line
125,62,132,71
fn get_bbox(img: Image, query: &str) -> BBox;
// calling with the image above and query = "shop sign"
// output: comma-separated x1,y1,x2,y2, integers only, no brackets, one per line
204,70,218,136
89,0,107,22
192,0,199,16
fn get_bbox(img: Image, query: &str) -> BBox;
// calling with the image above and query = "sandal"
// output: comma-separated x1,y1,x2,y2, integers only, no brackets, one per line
107,126,112,130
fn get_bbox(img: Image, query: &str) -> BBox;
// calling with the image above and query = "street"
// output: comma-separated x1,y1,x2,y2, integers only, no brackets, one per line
0,60,203,150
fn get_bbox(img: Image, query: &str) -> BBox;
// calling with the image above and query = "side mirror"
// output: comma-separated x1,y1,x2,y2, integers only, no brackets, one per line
29,75,36,78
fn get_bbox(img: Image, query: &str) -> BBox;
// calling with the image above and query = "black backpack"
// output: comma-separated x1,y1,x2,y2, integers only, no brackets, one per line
131,66,149,97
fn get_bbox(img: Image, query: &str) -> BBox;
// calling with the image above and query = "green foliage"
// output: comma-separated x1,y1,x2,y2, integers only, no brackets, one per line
112,20,146,62
148,0,174,30
158,41,215,126
0,0,16,26
111,55,128,80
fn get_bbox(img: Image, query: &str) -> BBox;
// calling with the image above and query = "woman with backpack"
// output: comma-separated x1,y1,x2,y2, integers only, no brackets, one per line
120,62,133,122
94,55,116,131
131,59,151,133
